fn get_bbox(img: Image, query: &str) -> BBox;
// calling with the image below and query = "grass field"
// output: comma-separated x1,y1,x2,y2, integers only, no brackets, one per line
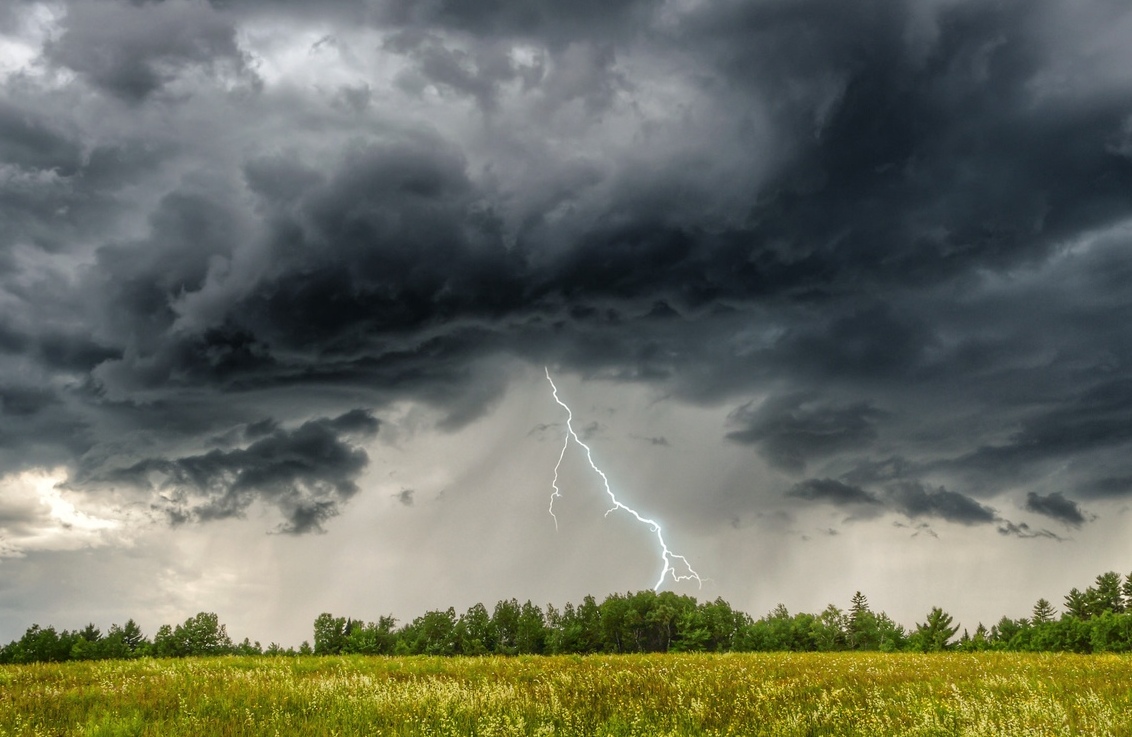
2,652,1131,736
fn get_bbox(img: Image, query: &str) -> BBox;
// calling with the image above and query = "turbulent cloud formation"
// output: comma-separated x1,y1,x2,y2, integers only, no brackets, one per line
44,1,253,101
1,0,1132,641
728,396,883,473
100,411,379,534
888,482,997,526
787,475,1066,545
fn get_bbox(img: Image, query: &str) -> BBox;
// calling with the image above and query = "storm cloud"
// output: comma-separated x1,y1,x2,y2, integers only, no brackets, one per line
1,0,1132,643
101,411,379,534
787,478,880,507
728,395,883,473
1025,492,1090,528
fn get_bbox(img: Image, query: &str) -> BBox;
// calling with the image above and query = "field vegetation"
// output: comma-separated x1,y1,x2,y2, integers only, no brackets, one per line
3,652,1132,736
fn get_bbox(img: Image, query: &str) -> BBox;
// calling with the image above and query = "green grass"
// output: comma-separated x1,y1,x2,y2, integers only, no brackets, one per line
2,653,1131,736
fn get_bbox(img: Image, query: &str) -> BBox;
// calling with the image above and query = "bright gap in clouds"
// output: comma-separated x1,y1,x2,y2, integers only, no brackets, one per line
0,469,129,558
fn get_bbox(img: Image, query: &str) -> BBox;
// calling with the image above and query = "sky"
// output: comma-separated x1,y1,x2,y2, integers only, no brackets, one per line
1,0,1132,647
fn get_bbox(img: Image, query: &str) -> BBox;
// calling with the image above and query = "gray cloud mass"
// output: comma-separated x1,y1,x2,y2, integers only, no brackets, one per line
1,0,1131,640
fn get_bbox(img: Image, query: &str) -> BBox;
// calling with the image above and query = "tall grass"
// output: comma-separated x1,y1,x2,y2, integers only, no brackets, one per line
2,652,1130,736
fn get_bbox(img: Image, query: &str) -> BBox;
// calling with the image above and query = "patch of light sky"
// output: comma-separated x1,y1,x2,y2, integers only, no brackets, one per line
0,469,134,558
0,3,64,82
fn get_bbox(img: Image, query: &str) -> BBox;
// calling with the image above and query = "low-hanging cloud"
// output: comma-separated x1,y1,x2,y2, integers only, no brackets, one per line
102,411,380,534
727,395,883,473
1024,492,1089,527
787,478,880,507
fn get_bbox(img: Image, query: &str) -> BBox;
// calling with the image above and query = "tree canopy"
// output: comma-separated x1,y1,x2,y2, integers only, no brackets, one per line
7,569,1132,663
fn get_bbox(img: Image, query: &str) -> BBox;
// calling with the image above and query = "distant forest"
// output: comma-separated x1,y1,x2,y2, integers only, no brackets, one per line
5,570,1132,664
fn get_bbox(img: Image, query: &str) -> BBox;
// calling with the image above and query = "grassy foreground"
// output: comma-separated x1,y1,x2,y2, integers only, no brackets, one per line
1,653,1131,736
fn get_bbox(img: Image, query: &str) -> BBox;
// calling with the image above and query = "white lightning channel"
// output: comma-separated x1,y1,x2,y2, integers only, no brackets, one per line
545,367,703,591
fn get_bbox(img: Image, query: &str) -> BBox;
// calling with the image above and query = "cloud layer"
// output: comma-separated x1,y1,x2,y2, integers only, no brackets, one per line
1,0,1129,554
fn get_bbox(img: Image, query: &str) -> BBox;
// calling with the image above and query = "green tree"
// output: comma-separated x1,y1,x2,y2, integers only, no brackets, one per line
313,613,349,655
847,592,876,650
153,624,180,658
234,638,262,655
9,625,72,663
576,595,603,653
873,612,907,652
812,604,848,651
1031,598,1056,624
598,593,634,653
910,607,959,652
412,608,458,655
455,604,494,655
1089,611,1132,653
1088,572,1125,615
516,601,548,654
343,615,397,655
70,624,103,661
492,599,521,655
120,619,145,652
173,612,232,656
1064,588,1089,619
737,604,797,652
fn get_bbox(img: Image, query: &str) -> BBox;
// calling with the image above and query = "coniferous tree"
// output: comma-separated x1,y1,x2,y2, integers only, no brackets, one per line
1089,572,1124,615
1032,598,1056,624
911,607,959,652
1064,588,1089,619
847,592,877,650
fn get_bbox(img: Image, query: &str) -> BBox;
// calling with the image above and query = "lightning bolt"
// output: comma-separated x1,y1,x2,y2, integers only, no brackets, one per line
545,367,703,591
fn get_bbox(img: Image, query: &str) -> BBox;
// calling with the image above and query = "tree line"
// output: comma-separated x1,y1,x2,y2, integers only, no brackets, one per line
5,570,1132,664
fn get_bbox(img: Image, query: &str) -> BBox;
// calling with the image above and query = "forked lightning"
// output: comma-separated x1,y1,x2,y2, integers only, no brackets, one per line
545,367,703,591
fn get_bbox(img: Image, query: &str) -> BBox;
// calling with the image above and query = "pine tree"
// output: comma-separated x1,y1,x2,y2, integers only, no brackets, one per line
849,592,870,626
1090,572,1125,614
913,607,959,651
847,591,876,650
1031,598,1056,624
1064,587,1089,618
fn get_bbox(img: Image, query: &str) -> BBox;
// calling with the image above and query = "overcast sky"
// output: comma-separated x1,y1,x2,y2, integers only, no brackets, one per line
2,0,1132,646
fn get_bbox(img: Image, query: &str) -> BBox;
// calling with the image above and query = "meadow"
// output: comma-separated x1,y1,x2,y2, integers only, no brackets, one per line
1,652,1130,736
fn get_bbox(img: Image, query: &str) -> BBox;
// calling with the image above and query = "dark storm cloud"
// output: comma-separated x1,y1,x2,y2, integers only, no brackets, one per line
304,0,656,42
1084,477,1132,499
939,379,1132,495
0,386,57,417
234,136,515,349
0,0,1130,543
0,93,171,258
384,32,519,111
102,411,379,534
770,306,933,381
787,477,1036,532
787,478,879,506
44,0,251,101
0,101,82,176
887,482,996,526
681,0,1132,290
996,521,1062,541
1024,492,1089,527
727,395,883,473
